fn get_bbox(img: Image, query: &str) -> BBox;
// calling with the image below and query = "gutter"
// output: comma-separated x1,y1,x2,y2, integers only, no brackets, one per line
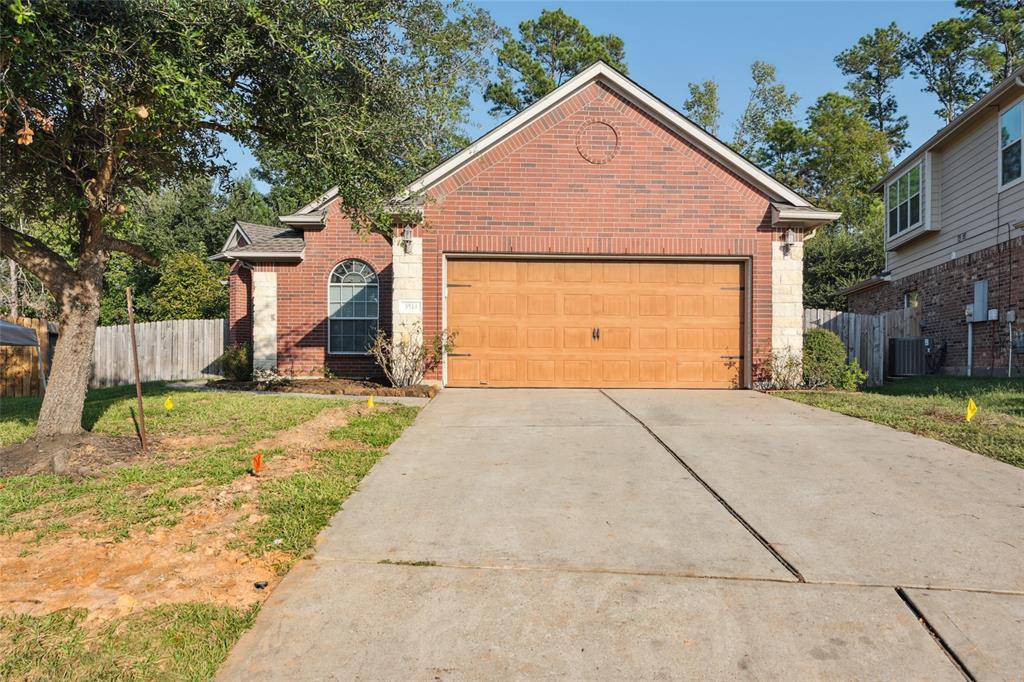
209,250,304,263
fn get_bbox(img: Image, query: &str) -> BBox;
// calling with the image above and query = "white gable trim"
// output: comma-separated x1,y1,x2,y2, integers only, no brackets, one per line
223,223,252,251
296,61,813,215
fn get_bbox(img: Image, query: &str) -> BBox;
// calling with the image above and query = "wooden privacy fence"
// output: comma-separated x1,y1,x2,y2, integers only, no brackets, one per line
803,308,922,387
91,318,228,388
0,316,55,398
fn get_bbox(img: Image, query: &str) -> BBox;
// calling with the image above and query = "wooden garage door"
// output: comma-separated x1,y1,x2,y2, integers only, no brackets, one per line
445,259,743,388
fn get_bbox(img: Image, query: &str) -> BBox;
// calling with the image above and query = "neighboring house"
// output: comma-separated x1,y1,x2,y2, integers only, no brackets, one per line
846,67,1024,377
212,62,838,388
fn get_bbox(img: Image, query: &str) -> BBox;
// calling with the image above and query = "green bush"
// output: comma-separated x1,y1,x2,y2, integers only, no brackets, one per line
803,328,866,391
218,344,251,381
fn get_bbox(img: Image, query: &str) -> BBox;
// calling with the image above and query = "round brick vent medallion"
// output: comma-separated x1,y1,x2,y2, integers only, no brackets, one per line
576,120,619,164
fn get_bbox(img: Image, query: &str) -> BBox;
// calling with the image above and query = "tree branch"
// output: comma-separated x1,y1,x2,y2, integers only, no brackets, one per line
0,222,74,295
103,236,159,266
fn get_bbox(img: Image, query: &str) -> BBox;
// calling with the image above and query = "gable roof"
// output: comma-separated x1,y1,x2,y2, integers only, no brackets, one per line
210,221,305,262
872,65,1024,192
293,62,838,226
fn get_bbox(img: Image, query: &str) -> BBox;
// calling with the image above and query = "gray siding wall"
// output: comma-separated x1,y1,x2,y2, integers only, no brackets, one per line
886,89,1024,280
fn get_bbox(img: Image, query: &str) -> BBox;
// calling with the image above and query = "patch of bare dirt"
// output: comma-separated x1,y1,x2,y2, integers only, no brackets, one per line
0,404,366,622
0,491,277,622
0,433,141,478
252,405,363,455
210,377,437,398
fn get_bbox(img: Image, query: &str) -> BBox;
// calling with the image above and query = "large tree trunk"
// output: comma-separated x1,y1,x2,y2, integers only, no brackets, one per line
34,263,104,438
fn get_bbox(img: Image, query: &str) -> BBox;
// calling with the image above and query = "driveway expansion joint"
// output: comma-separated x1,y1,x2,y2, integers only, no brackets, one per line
896,587,977,681
599,389,806,583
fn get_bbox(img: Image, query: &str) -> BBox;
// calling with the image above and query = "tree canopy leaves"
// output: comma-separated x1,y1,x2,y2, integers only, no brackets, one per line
834,22,911,154
732,62,799,160
483,8,626,117
682,80,722,137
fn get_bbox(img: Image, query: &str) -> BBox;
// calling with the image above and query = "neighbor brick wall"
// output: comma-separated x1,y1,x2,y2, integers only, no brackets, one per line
848,235,1024,376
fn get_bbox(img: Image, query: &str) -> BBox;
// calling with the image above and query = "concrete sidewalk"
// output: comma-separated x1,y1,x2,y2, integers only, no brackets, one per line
218,389,1024,680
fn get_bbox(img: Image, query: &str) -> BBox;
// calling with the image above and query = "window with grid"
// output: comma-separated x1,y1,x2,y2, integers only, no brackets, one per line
1000,100,1022,189
886,163,922,239
328,260,379,353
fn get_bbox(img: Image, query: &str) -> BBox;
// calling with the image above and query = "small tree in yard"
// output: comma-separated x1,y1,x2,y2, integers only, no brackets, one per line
0,0,497,449
369,323,455,388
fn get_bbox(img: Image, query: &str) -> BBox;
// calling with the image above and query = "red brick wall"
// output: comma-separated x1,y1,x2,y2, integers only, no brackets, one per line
250,209,393,378
418,81,778,379
227,261,252,347
848,235,1024,376
232,80,788,382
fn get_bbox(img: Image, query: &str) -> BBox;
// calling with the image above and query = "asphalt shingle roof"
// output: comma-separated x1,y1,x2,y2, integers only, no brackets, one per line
234,221,305,254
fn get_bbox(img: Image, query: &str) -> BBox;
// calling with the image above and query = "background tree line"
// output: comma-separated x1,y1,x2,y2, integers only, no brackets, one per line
680,0,1023,309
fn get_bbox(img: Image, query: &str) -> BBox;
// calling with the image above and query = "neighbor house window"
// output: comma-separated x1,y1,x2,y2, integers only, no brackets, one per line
903,291,919,309
1000,99,1022,188
886,163,922,239
328,260,378,353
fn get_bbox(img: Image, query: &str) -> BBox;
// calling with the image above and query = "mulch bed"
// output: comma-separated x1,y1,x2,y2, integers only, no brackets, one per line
208,378,437,398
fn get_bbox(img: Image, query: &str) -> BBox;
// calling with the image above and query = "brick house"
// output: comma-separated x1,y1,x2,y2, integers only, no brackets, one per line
213,62,839,388
845,67,1024,377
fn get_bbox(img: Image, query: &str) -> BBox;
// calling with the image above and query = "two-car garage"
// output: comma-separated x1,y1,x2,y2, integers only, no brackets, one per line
444,258,746,388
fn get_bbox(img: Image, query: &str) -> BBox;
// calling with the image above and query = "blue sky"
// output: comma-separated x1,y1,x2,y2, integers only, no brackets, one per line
225,1,958,189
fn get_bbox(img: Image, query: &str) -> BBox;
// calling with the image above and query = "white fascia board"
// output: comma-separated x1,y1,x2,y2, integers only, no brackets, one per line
773,206,842,227
215,250,304,262
303,62,814,213
279,211,327,227
296,188,339,215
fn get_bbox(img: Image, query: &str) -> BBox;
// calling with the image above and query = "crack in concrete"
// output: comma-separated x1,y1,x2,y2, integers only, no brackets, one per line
312,556,1024,597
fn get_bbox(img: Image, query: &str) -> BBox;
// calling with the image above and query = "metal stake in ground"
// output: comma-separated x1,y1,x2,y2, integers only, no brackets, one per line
126,287,147,450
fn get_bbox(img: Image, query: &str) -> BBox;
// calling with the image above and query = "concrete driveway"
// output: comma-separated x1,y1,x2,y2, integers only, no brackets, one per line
220,389,1024,681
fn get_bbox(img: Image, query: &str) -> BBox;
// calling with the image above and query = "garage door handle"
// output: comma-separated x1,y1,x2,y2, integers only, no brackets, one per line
720,355,742,360
592,327,600,340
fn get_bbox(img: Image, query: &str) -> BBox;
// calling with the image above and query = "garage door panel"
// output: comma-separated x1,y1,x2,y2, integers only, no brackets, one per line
487,294,517,316
487,359,517,383
527,327,555,349
600,295,630,316
564,294,593,315
563,327,593,349
488,327,518,348
602,327,631,349
446,259,743,388
527,294,556,316
602,360,631,383
488,261,516,281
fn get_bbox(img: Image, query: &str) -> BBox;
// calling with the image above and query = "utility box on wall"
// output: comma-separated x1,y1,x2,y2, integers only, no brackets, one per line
971,280,988,321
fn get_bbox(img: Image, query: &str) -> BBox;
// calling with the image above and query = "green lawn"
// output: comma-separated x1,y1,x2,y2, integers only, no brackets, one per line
0,383,419,680
777,376,1024,468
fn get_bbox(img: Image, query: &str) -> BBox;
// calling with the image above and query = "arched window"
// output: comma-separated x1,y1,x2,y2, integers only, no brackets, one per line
328,260,379,353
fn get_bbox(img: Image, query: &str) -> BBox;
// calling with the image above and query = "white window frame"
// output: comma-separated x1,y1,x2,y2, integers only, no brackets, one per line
998,95,1024,192
885,161,924,241
327,259,379,355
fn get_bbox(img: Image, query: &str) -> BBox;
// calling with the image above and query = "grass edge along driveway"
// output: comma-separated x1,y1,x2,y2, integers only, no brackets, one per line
776,376,1023,468
0,383,419,681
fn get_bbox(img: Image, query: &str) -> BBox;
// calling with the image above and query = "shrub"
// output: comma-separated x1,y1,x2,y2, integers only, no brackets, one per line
253,367,292,388
218,344,251,381
756,348,803,390
803,328,866,390
369,322,455,387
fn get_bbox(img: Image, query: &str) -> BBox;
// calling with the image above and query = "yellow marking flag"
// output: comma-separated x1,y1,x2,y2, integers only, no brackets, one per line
164,397,174,411
965,398,977,423
367,396,375,409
